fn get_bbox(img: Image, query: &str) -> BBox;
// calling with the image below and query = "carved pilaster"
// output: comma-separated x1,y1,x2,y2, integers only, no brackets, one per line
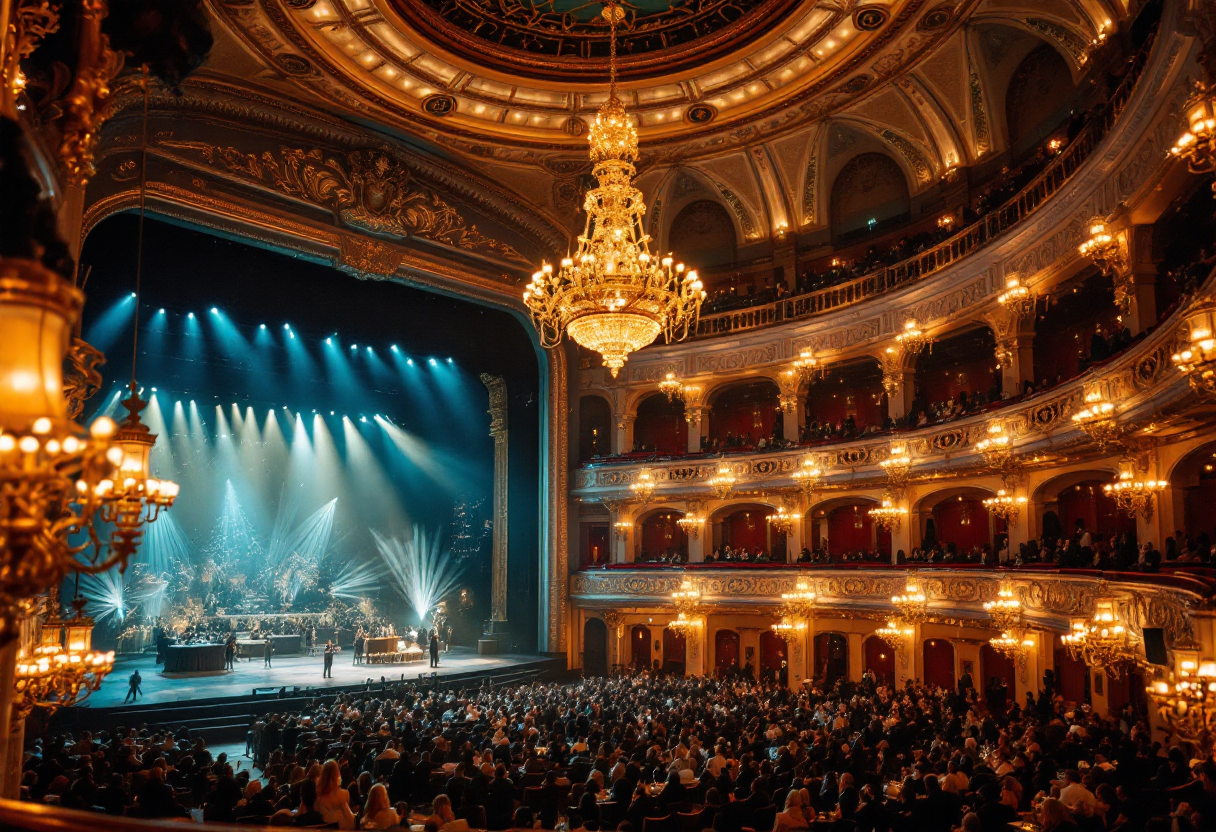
542,346,569,653
480,374,509,629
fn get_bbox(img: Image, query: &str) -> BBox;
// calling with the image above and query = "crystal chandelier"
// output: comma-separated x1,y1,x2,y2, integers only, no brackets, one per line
630,468,656,503
781,575,817,619
989,630,1032,660
792,453,830,501
880,441,913,491
891,573,928,623
523,4,704,377
771,616,807,643
875,619,914,649
976,420,1014,468
982,489,1027,526
791,349,822,383
1071,382,1120,450
676,511,702,539
1078,218,1124,276
667,612,702,637
14,592,114,718
983,579,1022,631
1169,82,1216,190
1062,600,1139,677
659,372,685,402
895,320,933,355
997,275,1037,319
707,459,736,500
1147,650,1216,748
1104,458,1166,519
613,520,632,540
1171,304,1216,398
671,575,701,615
868,493,907,531
766,505,794,535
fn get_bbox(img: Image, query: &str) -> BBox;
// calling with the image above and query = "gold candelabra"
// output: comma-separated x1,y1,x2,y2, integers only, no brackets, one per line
1071,382,1120,450
895,320,933,355
613,520,632,540
1061,600,1139,678
630,468,656,503
667,612,702,637
766,504,794,536
997,275,1037,319
1078,218,1124,276
875,619,914,650
791,453,831,502
891,573,928,623
14,594,114,718
671,576,701,615
988,630,1033,660
982,490,1027,526
707,459,737,500
791,349,822,383
1104,458,1166,519
522,4,704,377
868,492,907,531
658,372,685,402
1169,82,1216,189
983,579,1022,631
771,616,807,644
781,575,817,620
879,441,913,492
676,512,702,539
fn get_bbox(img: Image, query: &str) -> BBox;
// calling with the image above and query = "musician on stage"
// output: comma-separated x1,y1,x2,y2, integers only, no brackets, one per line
429,630,440,668
323,640,335,678
264,637,274,668
224,634,237,671
354,627,365,665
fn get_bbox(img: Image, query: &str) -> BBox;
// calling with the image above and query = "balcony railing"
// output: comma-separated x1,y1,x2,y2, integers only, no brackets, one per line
694,35,1155,338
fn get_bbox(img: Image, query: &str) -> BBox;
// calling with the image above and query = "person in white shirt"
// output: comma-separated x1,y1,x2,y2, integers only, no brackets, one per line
1058,770,1096,812
706,746,729,778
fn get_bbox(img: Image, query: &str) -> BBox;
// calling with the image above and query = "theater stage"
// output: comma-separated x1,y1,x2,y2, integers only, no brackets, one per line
85,647,548,709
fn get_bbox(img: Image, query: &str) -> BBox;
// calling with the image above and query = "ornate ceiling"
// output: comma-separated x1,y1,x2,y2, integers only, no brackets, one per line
185,0,1115,251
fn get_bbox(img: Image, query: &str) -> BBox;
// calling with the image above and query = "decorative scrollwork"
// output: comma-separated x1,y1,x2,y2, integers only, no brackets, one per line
63,338,106,420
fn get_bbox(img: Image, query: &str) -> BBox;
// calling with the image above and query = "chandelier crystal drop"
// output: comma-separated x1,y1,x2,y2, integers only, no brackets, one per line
983,579,1022,631
982,489,1027,526
895,319,932,355
771,616,807,643
676,512,702,539
1104,459,1166,519
997,275,1036,319
781,575,817,620
989,630,1032,660
876,619,914,649
630,468,656,503
707,459,737,500
1072,383,1120,450
667,612,702,636
868,493,907,531
891,573,928,623
522,4,704,377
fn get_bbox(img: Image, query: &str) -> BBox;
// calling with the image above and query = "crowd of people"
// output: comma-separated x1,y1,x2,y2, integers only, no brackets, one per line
20,665,1216,832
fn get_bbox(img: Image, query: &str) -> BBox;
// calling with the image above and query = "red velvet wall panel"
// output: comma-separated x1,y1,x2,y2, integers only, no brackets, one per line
720,508,771,551
933,498,991,550
663,628,686,672
917,357,999,406
1185,483,1216,539
981,644,1017,692
805,385,884,429
1057,482,1136,541
631,626,651,669
709,383,779,444
715,630,740,675
923,639,956,690
640,512,686,558
864,636,896,686
1054,637,1088,704
759,631,788,672
634,394,686,453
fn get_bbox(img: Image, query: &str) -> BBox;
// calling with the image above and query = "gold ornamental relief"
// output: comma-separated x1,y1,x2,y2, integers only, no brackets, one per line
159,141,529,264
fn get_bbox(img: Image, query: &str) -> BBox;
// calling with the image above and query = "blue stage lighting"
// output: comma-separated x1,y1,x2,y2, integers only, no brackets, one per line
187,312,195,319
351,344,357,350
360,416,367,423
210,307,218,314
391,345,398,352
366,346,373,352
157,308,165,314
325,337,332,345
150,387,157,392
129,292,136,298
283,323,290,329
260,324,266,330
428,358,437,365
407,358,414,366
446,357,453,363
330,411,335,415
289,332,295,339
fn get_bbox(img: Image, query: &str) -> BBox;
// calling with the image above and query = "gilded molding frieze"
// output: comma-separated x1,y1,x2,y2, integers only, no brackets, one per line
569,569,1200,644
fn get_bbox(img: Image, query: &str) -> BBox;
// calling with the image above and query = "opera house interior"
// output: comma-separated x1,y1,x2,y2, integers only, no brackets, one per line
5,0,1216,829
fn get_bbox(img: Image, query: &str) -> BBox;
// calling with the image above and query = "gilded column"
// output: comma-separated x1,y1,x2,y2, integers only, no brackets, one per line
540,346,570,654
480,374,509,631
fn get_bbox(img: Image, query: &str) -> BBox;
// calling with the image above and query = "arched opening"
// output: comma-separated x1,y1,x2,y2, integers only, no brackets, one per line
1005,43,1076,149
669,199,738,272
662,627,687,676
715,629,740,676
1053,634,1089,705
863,635,895,686
579,522,610,568
637,509,688,563
1033,272,1124,386
814,633,849,687
583,618,608,677
711,503,783,560
802,358,887,442
808,499,891,559
980,644,1016,711
1055,481,1136,548
923,638,955,690
631,625,652,671
759,631,788,683
830,152,910,242
911,327,1001,421
1169,441,1216,548
632,393,686,455
578,395,612,461
707,380,782,449
930,494,995,555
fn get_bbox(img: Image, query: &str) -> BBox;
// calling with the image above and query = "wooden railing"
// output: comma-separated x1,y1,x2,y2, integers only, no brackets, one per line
694,35,1155,338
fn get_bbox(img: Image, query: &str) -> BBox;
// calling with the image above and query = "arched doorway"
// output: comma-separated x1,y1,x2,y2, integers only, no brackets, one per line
715,629,740,676
633,393,686,455
578,395,611,461
830,151,910,240
930,494,993,553
980,644,1016,711
923,639,955,690
662,627,687,676
759,631,788,682
814,633,849,687
1169,442,1216,544
707,381,781,447
631,625,651,671
863,635,895,686
713,504,781,558
637,510,688,562
583,618,608,677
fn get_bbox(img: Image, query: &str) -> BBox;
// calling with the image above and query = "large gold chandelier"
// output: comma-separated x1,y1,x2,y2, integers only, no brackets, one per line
1104,458,1166,519
982,490,1027,526
771,616,807,643
983,578,1022,631
1169,82,1216,191
14,592,114,718
1061,600,1139,678
989,630,1033,660
1148,650,1216,749
875,619,914,649
668,575,703,636
781,575,817,619
707,459,737,499
868,491,907,531
891,572,928,623
523,4,704,377
792,453,831,502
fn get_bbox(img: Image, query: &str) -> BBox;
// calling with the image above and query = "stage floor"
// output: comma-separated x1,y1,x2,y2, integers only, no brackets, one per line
88,647,541,708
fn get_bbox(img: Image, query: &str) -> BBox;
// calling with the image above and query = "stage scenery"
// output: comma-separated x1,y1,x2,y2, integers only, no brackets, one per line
7,0,1216,831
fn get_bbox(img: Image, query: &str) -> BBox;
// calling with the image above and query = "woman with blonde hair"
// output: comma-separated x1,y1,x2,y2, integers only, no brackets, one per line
362,783,401,830
315,759,356,830
773,788,814,832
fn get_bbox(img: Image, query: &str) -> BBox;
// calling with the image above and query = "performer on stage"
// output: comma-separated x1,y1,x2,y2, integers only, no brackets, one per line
354,627,365,665
429,630,440,668
263,637,274,668
323,641,334,678
224,634,237,671
124,669,143,703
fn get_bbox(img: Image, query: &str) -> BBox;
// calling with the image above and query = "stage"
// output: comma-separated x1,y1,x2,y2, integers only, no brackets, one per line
86,646,546,708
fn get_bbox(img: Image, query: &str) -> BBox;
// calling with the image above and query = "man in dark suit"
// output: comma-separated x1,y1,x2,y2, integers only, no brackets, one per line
430,631,440,668
263,637,274,668
323,641,334,678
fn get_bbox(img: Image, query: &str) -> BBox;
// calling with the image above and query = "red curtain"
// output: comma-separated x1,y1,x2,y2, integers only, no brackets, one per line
662,628,686,674
805,381,884,430
631,626,651,670
1057,482,1136,541
708,383,778,444
923,639,955,690
827,506,872,554
760,631,787,673
639,512,686,559
580,523,609,568
1054,636,1088,704
634,394,686,454
981,644,1017,693
933,498,990,551
916,356,999,405
864,636,895,686
719,509,770,551
1185,482,1216,539
715,630,740,675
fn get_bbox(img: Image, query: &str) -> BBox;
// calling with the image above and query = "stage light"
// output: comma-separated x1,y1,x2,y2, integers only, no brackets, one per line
130,292,136,298
325,337,332,345
351,344,357,350
289,332,295,339
366,346,373,352
446,358,452,363
391,345,399,352
210,307,218,314
150,387,157,392
360,416,367,423
330,411,334,415
157,308,165,314
187,312,195,319
407,359,414,366
260,324,266,330
428,358,437,365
